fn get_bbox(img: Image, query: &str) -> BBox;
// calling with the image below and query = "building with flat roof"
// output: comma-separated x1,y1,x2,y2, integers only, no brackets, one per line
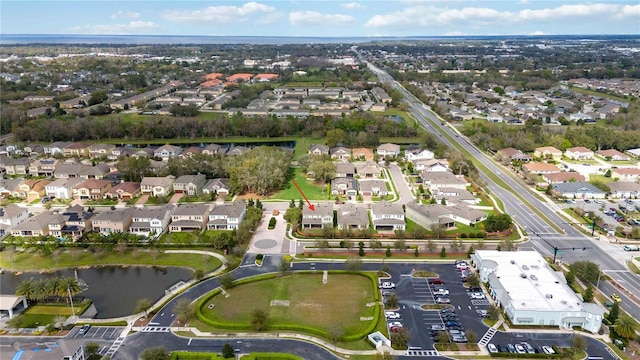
470,250,604,333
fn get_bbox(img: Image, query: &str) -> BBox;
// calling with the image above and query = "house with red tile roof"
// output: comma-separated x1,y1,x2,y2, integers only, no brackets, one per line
254,73,279,82
205,73,224,80
227,73,254,83
542,172,585,184
595,149,630,161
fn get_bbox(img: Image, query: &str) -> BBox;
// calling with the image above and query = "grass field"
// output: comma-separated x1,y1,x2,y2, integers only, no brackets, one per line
270,167,327,201
589,174,615,184
0,248,222,273
200,273,375,335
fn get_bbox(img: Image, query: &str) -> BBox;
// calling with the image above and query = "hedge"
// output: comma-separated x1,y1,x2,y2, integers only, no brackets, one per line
195,271,381,342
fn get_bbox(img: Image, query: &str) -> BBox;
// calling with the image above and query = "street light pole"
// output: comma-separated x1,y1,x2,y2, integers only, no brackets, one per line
68,285,75,318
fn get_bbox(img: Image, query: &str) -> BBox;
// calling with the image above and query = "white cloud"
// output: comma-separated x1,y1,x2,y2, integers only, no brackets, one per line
69,21,158,35
529,30,546,36
342,2,365,10
255,12,283,25
162,2,275,24
366,2,637,29
289,11,355,26
444,31,465,36
110,11,140,20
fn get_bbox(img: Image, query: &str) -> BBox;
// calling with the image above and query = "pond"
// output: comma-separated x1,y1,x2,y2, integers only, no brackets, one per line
0,266,192,319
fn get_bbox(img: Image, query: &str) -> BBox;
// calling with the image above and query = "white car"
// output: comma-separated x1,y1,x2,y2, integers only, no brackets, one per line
389,321,403,327
455,262,469,269
515,344,526,354
434,288,450,296
435,297,450,304
385,311,400,319
487,344,498,353
380,282,396,289
542,346,555,354
470,293,486,300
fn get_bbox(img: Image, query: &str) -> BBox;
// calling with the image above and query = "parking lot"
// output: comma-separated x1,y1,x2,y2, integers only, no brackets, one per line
571,199,639,233
69,325,124,340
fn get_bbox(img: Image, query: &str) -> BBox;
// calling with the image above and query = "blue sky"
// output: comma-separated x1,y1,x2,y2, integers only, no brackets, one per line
1,1,639,37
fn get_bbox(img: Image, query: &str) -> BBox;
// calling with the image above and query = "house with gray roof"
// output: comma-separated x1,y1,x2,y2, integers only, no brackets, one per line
91,207,135,235
129,205,175,238
0,204,28,239
552,182,606,199
331,177,358,197
371,201,405,231
606,182,640,199
359,180,388,196
173,174,207,196
301,202,333,229
170,203,211,232
48,205,95,241
335,162,355,178
154,144,182,160
203,178,231,197
308,144,330,156
422,172,468,191
330,147,351,160
356,161,382,178
207,201,247,230
337,204,369,230
405,203,455,230
377,143,400,158
141,175,175,197
10,212,60,238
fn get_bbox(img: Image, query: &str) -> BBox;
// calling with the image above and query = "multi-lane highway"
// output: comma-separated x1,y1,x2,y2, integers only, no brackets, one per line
360,55,640,320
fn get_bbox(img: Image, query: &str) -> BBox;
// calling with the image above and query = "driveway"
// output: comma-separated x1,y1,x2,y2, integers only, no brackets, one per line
246,212,290,255
388,163,413,204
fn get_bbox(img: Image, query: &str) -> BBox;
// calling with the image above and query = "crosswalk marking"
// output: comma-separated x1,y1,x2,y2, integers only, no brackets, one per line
478,327,497,346
471,299,491,306
406,349,440,357
141,326,171,333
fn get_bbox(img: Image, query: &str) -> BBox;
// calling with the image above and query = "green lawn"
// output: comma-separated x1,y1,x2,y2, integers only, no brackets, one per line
569,86,630,102
159,231,200,245
270,167,327,201
589,174,615,184
561,157,600,165
0,248,222,273
19,314,57,328
199,273,376,336
292,137,325,160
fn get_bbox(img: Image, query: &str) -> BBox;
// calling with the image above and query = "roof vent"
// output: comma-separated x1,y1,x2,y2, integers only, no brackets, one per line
520,273,527,279
522,265,529,270
546,294,553,299
510,260,516,264
521,302,526,306
530,275,538,281
561,300,567,305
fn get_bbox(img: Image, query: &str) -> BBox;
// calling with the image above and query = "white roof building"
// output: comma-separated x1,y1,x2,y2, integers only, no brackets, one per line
470,250,604,333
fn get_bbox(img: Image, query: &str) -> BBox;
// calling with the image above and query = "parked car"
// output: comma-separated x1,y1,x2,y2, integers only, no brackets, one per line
434,288,450,296
389,321,403,327
594,199,603,204
380,282,395,289
428,278,445,284
477,309,488,318
390,325,404,333
515,344,526,354
448,329,465,337
436,297,450,304
452,335,468,343
385,311,400,319
78,324,91,335
468,286,482,292
542,346,556,354
440,308,455,314
487,344,498,353
470,292,486,300
522,342,535,354
507,344,516,353
445,321,462,327
431,324,446,331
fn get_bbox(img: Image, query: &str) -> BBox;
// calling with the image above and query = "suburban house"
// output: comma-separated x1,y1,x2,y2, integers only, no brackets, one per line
10,212,59,237
91,207,135,235
129,205,175,238
80,163,111,179
422,172,468,191
3,157,31,175
542,172,585,184
170,204,211,232
337,204,369,230
432,187,480,205
53,163,85,178
534,146,563,160
331,177,358,197
552,182,606,199
62,142,90,157
330,147,351,160
496,148,532,162
203,178,231,197
202,144,228,156
227,146,250,156
88,143,116,158
45,178,84,199
0,179,23,198
173,174,207,196
564,147,595,160
73,179,112,200
104,182,141,200
405,146,435,162
43,141,72,156
308,144,330,156
611,168,640,182
356,161,382,178
359,180,388,196
405,203,455,230
608,182,640,199
207,201,247,230
352,148,375,161
377,143,401,158
371,201,405,231
141,176,175,197
522,162,562,175
28,157,59,176
301,202,333,229
596,149,630,161
47,205,95,241
0,204,28,239
415,159,449,173
371,87,392,103
335,162,355,178
154,144,183,160
18,179,51,202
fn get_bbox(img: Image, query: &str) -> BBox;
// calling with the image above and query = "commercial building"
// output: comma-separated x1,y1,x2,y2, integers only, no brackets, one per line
471,250,604,333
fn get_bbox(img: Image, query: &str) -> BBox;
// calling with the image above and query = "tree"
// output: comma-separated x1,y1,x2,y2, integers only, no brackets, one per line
484,214,513,232
6,315,23,332
141,347,170,360
219,273,235,289
315,239,330,252
414,247,419,257
60,277,82,300
134,298,153,316
370,239,382,251
582,287,594,302
85,342,100,360
308,160,336,183
373,351,396,360
15,279,36,301
173,298,194,325
436,330,451,344
88,91,108,106
326,129,344,148
430,223,446,239
570,261,600,284
385,245,392,257
394,239,406,251
250,308,269,331
608,301,620,323
328,322,345,345
425,239,436,253
440,246,446,258
572,335,587,352
279,257,291,273
385,293,399,309
465,329,478,343
487,305,500,321
345,257,363,271
466,273,480,288
222,343,235,358
614,315,638,339
117,156,152,182
390,328,411,348
499,238,516,251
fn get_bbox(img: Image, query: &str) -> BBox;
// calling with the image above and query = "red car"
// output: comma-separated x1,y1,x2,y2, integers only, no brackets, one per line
428,278,445,284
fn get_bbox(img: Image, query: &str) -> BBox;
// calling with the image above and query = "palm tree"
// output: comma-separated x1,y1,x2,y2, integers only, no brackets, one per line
614,316,638,339
45,278,63,299
32,279,48,302
60,277,82,303
16,279,36,301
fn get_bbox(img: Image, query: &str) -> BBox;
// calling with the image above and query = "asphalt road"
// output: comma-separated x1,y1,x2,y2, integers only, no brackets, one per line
362,58,640,317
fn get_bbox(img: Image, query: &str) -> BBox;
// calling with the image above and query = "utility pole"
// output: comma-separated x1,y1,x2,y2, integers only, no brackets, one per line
531,231,591,264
